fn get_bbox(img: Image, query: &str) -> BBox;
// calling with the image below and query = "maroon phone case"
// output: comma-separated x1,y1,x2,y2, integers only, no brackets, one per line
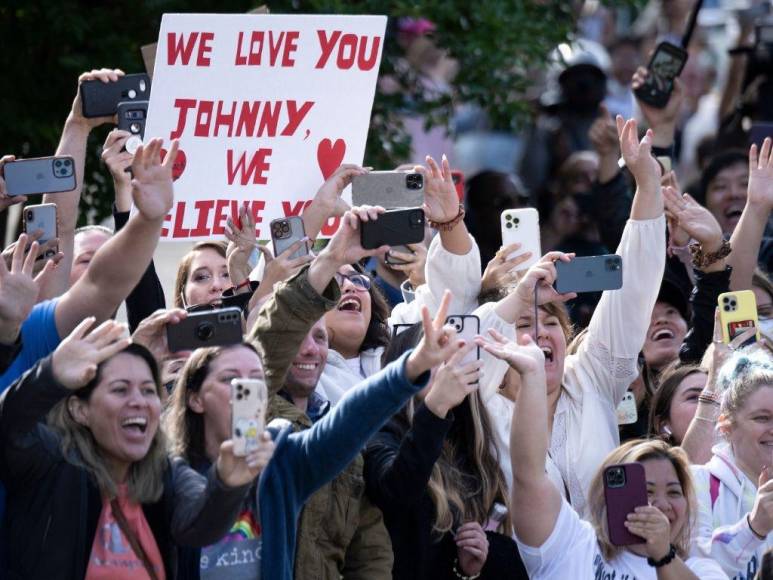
604,462,648,546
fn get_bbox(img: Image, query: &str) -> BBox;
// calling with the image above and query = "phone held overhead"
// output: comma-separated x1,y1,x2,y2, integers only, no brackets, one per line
4,157,76,196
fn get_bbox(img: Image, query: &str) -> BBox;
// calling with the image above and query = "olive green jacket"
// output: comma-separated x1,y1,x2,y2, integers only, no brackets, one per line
248,267,393,580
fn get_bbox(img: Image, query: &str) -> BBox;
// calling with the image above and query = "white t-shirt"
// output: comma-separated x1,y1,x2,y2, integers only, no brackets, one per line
516,499,728,580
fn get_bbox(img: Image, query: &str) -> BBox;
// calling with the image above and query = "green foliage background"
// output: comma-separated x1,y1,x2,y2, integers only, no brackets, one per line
0,0,637,227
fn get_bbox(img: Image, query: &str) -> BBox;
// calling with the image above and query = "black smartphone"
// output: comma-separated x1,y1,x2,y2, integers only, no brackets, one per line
166,307,243,352
554,255,623,294
360,208,426,250
117,100,149,154
4,157,77,196
80,73,151,118
634,42,688,109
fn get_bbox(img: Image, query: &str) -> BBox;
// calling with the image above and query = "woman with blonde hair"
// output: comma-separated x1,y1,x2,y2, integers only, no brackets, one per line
692,349,773,579
478,329,725,579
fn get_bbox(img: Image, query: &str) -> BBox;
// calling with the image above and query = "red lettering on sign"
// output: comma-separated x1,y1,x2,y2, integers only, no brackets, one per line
166,32,214,66
226,149,272,186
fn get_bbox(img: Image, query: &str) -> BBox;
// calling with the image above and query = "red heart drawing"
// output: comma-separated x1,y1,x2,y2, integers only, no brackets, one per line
317,138,346,180
160,147,187,181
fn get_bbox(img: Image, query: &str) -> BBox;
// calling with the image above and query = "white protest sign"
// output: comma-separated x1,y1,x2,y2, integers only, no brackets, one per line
144,13,386,241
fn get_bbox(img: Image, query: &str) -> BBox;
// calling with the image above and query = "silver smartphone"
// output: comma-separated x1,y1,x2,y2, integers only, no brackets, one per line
352,171,424,208
5,156,77,196
270,216,310,261
23,203,58,258
445,315,480,382
231,378,268,457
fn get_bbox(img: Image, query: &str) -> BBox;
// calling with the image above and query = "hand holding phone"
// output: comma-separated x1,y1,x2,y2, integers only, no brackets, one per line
634,43,688,109
718,290,760,346
352,171,424,208
80,73,151,118
270,216,310,261
604,463,648,546
231,378,268,457
23,204,58,258
500,209,541,272
117,101,149,154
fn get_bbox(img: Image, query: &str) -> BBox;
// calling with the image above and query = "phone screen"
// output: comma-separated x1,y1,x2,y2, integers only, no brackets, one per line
649,48,683,92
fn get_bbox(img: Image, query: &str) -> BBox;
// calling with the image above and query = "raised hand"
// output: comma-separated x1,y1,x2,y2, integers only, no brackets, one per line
405,291,466,381
131,138,178,221
314,164,366,217
617,116,662,189
477,329,545,377
225,205,258,287
216,433,276,488
588,104,619,158
70,68,126,129
2,229,62,273
481,243,534,293
131,308,189,362
513,252,576,308
423,342,482,418
101,129,134,211
662,171,690,252
748,137,773,211
632,66,684,137
624,505,672,560
0,234,57,344
51,318,131,390
415,154,460,223
663,186,724,253
455,522,489,578
0,155,27,210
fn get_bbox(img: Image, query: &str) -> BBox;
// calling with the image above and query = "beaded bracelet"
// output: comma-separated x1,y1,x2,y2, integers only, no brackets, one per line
452,558,481,579
689,239,731,269
427,204,465,231
698,390,721,407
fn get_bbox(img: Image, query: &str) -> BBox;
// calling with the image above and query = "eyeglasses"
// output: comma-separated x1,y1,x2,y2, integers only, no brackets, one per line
334,272,371,292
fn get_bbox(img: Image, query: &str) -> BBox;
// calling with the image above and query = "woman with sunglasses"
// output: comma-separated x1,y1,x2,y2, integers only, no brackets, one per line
0,319,266,579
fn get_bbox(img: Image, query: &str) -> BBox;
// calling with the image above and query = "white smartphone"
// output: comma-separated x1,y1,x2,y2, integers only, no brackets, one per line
23,203,58,258
231,378,268,457
500,208,541,272
446,315,480,382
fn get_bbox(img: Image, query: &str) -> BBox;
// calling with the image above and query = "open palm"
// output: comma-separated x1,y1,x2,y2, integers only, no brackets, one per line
749,137,773,210
131,138,178,221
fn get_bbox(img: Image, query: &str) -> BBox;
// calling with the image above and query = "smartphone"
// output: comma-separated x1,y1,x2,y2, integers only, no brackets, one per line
484,502,508,532
231,378,268,457
605,463,648,546
270,216,309,261
4,157,76,196
555,255,623,294
500,208,541,272
23,203,58,258
451,170,465,202
385,244,415,266
166,307,243,352
361,208,426,250
352,171,425,209
117,100,149,155
616,391,638,426
446,315,480,379
80,73,151,118
391,323,414,338
718,290,760,345
634,42,688,109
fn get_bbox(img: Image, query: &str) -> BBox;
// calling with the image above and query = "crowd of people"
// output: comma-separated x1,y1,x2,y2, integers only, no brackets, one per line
2,1,773,579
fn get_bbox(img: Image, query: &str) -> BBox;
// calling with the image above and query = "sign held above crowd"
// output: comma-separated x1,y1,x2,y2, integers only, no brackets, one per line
144,13,386,241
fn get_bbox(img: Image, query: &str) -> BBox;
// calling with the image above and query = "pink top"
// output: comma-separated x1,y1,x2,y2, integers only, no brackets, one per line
86,484,166,580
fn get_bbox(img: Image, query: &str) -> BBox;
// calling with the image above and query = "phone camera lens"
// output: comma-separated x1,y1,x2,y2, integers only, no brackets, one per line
514,217,520,224
26,211,33,221
505,214,511,221
196,322,215,341
130,122,141,134
722,297,730,303
506,222,512,229
236,393,243,401
64,159,71,166
244,389,250,396
55,160,62,168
